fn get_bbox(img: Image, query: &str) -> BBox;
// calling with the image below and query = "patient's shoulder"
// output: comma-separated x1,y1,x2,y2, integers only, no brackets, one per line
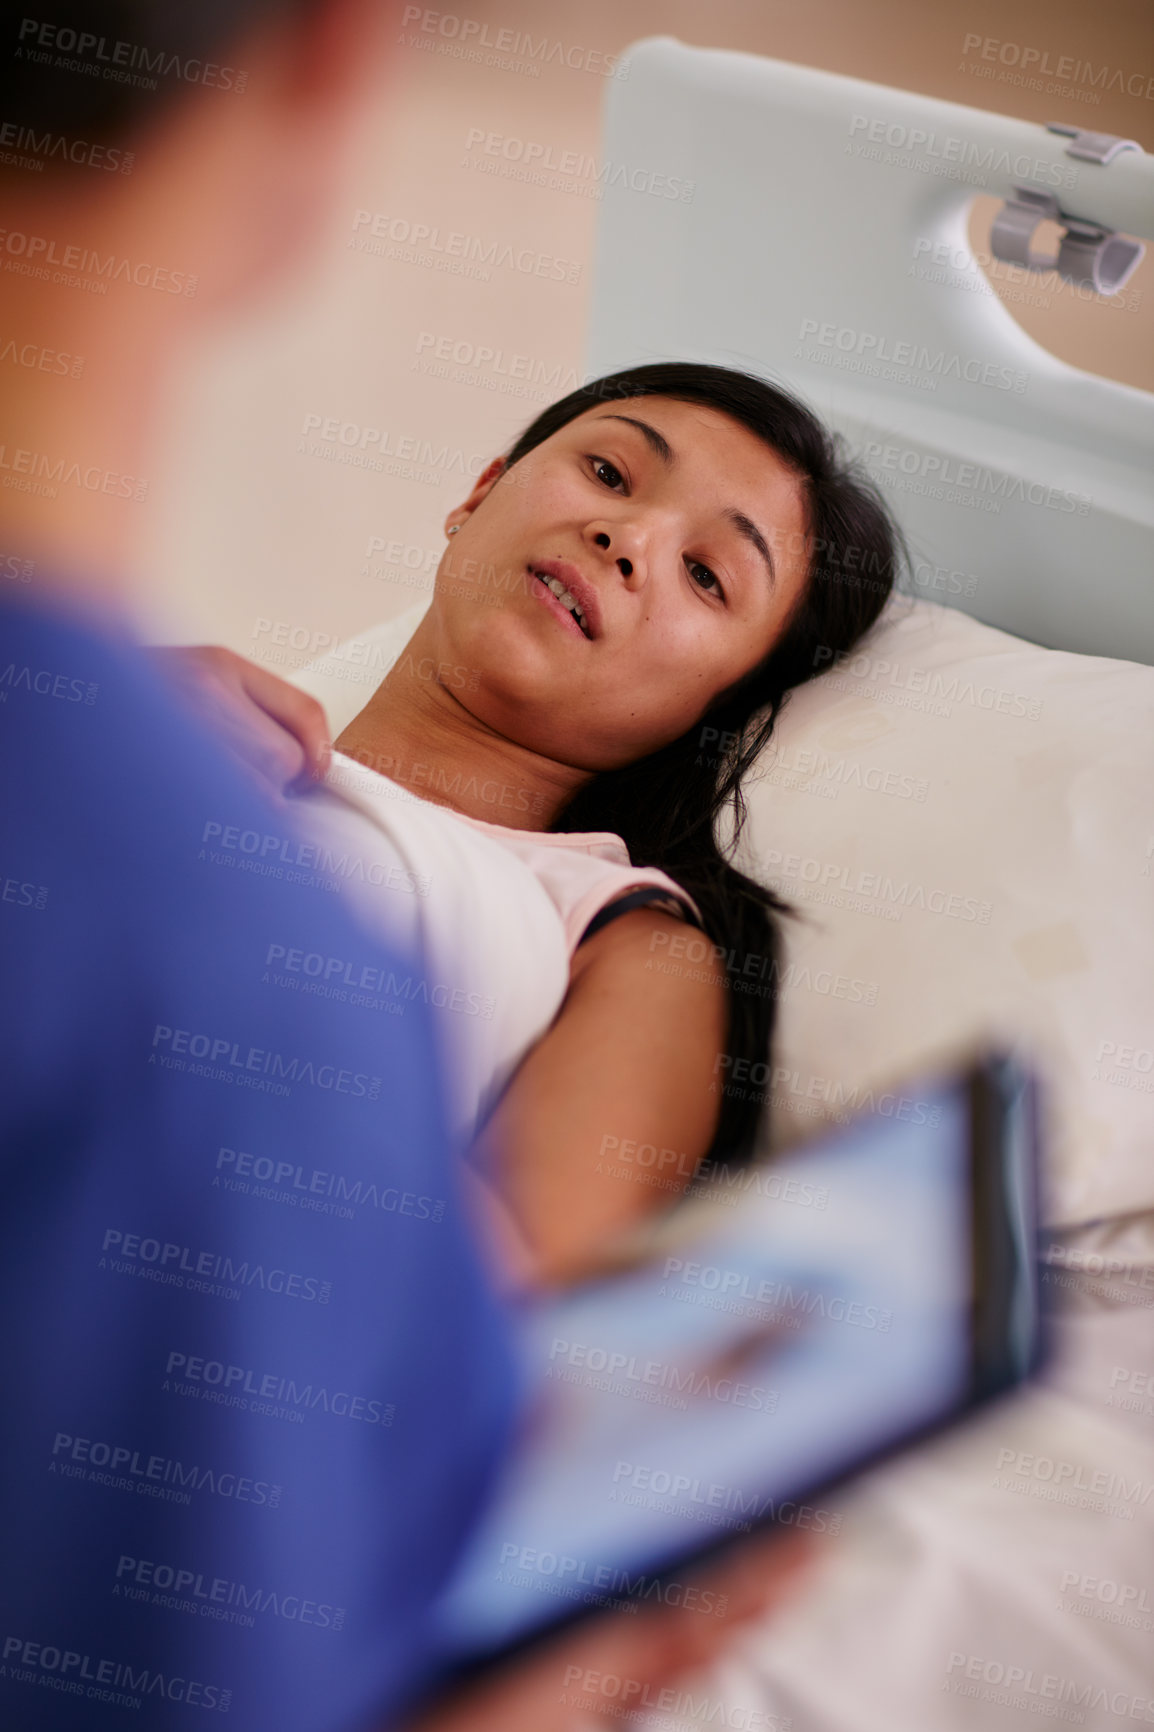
569,904,725,1025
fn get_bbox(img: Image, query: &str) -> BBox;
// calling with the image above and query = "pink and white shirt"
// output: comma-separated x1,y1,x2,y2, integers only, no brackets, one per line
298,751,702,1144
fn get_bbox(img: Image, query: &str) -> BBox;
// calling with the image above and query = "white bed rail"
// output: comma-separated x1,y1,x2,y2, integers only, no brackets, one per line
588,40,1154,662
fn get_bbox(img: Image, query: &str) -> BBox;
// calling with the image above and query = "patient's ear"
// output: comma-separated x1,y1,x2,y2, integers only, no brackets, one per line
445,458,507,535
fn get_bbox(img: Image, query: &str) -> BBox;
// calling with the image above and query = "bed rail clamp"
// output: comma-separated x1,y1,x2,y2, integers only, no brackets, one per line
990,182,1145,297
1044,123,1142,166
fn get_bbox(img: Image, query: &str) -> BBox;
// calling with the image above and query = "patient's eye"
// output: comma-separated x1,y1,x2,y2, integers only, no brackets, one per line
687,559,724,600
590,456,626,491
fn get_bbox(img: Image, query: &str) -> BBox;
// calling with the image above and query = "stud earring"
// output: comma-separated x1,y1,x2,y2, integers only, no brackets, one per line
447,525,460,535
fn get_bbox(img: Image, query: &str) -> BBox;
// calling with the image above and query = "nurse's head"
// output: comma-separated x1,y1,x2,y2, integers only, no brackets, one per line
434,362,902,780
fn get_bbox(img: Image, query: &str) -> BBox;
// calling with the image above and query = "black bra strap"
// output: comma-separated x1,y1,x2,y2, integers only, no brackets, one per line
577,887,702,949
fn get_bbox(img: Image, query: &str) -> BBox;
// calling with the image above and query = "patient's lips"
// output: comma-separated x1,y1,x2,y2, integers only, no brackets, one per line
528,560,601,640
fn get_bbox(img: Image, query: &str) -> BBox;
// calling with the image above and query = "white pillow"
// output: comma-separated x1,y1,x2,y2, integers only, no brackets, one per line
291,596,1154,1229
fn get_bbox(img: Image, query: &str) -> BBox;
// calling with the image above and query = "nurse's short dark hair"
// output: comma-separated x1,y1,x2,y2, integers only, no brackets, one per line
1,1,314,162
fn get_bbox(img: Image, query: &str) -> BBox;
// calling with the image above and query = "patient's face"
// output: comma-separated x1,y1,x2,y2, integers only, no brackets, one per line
431,397,812,771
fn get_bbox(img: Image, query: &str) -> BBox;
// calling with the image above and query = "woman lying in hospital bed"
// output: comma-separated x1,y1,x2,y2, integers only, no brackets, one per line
171,358,1154,1729
169,360,902,1284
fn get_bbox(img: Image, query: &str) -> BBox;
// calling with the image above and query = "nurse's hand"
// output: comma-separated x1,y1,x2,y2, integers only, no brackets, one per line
399,1526,813,1731
152,646,331,791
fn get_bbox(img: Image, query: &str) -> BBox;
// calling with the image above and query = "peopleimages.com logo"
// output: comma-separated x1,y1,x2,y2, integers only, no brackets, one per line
1,1634,231,1714
150,1025,382,1100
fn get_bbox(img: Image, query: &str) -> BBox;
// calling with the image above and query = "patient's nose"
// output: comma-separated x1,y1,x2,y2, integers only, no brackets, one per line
593,530,635,578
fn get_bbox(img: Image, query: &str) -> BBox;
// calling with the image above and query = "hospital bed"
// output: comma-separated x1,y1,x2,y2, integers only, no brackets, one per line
579,40,1154,1732
296,40,1154,1732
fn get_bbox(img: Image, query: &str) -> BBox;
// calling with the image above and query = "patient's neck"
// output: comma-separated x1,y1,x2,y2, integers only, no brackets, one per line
335,632,592,833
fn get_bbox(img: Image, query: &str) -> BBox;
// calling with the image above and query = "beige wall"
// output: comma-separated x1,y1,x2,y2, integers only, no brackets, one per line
141,0,1154,656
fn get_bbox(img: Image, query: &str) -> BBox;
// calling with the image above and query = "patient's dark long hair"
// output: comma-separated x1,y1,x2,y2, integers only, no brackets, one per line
503,363,907,1172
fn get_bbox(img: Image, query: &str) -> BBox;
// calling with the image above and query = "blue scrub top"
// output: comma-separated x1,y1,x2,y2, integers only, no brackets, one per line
0,592,518,1731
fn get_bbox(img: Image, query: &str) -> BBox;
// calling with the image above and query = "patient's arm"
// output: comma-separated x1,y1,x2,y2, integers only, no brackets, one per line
472,906,726,1287
151,645,332,787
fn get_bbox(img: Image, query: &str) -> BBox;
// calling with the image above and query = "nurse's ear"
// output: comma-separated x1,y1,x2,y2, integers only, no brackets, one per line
444,458,507,538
